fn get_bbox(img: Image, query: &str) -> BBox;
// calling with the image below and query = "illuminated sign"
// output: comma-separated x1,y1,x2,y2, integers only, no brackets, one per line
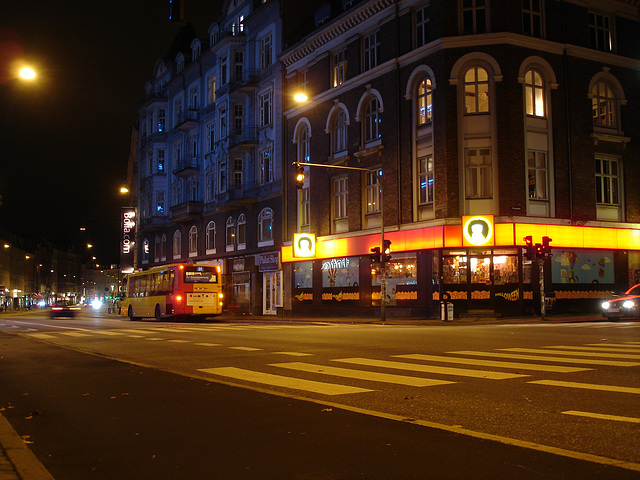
120,207,136,273
293,233,316,258
462,215,494,246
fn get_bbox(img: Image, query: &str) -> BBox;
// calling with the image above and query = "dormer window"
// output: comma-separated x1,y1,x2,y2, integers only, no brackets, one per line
191,41,201,61
176,53,185,73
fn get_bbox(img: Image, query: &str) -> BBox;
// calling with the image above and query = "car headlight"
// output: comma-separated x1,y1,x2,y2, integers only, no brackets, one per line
622,300,635,309
602,301,610,310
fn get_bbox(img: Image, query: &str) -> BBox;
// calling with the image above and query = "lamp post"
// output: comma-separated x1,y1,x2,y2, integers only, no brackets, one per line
292,161,388,322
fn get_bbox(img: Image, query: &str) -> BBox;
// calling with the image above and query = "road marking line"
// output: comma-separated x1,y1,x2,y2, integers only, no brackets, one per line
59,332,91,337
167,339,190,343
529,380,640,394
562,410,640,424
448,350,640,367
273,352,313,357
394,354,590,373
500,347,640,360
118,329,164,334
127,335,145,338
229,346,263,351
545,345,640,353
586,343,640,349
92,330,125,336
198,367,373,395
145,338,165,341
28,333,55,339
194,342,222,347
333,358,528,380
270,362,455,387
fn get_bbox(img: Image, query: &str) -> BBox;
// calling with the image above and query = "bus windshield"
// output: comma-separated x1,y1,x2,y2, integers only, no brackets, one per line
184,266,218,284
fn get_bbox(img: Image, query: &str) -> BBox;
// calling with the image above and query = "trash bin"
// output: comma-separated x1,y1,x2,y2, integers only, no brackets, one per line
440,293,453,322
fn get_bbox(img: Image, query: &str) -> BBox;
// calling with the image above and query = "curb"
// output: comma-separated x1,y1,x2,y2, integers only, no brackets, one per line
0,413,54,480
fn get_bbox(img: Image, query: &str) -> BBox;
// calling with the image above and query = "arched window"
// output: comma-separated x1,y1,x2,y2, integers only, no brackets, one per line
188,226,198,257
258,208,274,244
417,78,433,124
173,230,181,259
332,110,347,153
154,235,161,262
299,124,310,163
524,69,544,117
592,80,616,128
226,217,235,251
161,234,167,260
237,213,246,249
142,238,149,264
464,66,489,114
364,97,381,143
206,221,216,253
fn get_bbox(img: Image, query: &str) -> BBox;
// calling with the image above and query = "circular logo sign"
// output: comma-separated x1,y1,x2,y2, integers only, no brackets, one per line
462,216,494,246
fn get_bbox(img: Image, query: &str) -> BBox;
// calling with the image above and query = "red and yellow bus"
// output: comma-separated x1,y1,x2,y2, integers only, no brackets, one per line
120,264,223,321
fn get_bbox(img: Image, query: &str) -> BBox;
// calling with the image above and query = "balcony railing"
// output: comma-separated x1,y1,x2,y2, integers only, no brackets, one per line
169,200,203,222
229,126,259,148
176,108,199,130
229,70,260,92
173,155,200,176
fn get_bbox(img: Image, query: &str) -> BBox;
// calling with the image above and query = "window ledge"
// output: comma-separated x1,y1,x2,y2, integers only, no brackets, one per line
591,132,630,145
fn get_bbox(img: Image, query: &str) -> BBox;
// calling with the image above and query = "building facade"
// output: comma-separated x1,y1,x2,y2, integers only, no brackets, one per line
280,0,640,318
135,0,285,315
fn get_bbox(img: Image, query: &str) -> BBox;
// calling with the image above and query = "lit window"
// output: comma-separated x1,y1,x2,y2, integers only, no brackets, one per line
365,170,381,214
226,217,235,251
527,151,547,200
464,66,489,114
592,80,616,128
524,69,544,117
418,155,434,205
417,78,433,124
237,214,246,249
259,149,273,185
333,50,346,87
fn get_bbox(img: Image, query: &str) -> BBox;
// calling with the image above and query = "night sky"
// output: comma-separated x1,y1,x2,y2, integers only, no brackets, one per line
0,0,223,265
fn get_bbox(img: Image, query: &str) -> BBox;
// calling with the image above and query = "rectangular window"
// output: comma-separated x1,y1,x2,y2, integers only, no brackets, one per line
157,108,166,132
333,176,348,219
299,188,310,229
207,123,216,151
219,108,227,138
527,151,548,200
465,148,492,198
418,155,434,205
233,158,243,188
219,160,227,193
416,3,431,47
299,69,309,95
189,86,199,109
156,191,165,214
207,75,216,104
332,50,346,87
462,0,487,35
188,178,198,201
259,149,273,185
595,156,619,205
157,149,165,173
365,171,381,214
259,34,272,71
522,0,543,37
259,91,272,127
234,51,244,80
363,31,380,71
174,98,182,126
207,172,216,202
234,104,244,133
221,56,228,84
589,12,613,52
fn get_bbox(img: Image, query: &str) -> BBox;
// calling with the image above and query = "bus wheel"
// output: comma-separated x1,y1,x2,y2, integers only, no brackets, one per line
128,306,138,321
155,305,162,321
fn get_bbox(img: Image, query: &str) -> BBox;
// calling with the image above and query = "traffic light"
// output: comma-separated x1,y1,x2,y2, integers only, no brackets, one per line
382,240,392,263
295,165,305,189
542,236,552,256
370,246,381,264
523,235,534,260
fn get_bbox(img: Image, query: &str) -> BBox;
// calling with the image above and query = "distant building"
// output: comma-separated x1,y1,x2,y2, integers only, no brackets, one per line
133,0,640,319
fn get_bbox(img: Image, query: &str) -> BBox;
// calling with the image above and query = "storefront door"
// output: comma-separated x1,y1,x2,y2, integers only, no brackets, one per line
263,271,281,315
469,254,493,309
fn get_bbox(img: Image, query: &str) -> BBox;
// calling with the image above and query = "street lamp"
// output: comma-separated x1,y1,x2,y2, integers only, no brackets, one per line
292,161,388,321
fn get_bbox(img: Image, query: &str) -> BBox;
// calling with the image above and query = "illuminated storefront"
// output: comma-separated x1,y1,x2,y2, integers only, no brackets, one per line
282,218,640,318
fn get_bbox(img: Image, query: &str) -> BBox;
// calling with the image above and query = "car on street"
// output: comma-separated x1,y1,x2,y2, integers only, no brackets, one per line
601,283,640,320
50,301,81,318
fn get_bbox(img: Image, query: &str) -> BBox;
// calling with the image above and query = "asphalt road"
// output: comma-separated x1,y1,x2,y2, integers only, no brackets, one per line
0,310,639,479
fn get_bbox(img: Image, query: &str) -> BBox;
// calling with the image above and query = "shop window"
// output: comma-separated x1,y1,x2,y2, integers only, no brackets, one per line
322,257,359,288
443,254,468,284
294,261,313,289
372,252,418,306
493,254,519,285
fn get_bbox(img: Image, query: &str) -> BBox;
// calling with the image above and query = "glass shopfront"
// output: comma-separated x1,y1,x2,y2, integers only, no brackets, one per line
442,248,520,312
372,252,418,305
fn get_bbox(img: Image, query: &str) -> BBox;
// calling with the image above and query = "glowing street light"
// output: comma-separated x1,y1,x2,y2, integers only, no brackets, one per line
19,66,36,81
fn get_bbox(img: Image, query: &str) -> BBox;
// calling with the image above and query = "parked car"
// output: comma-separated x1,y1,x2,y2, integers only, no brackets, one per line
601,284,640,320
50,301,81,318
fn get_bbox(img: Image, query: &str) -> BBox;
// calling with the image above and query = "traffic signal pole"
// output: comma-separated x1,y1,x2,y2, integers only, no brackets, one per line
293,162,387,321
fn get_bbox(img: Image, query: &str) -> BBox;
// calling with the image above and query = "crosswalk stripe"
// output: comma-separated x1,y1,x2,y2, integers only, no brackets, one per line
545,345,640,353
448,350,640,367
273,352,313,357
28,333,55,339
501,347,640,360
198,367,373,395
59,332,91,337
167,339,190,343
92,331,125,336
194,343,222,347
118,329,164,334
586,343,640,349
270,362,455,387
529,380,640,395
562,410,640,424
394,354,590,373
229,346,263,351
333,358,528,380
